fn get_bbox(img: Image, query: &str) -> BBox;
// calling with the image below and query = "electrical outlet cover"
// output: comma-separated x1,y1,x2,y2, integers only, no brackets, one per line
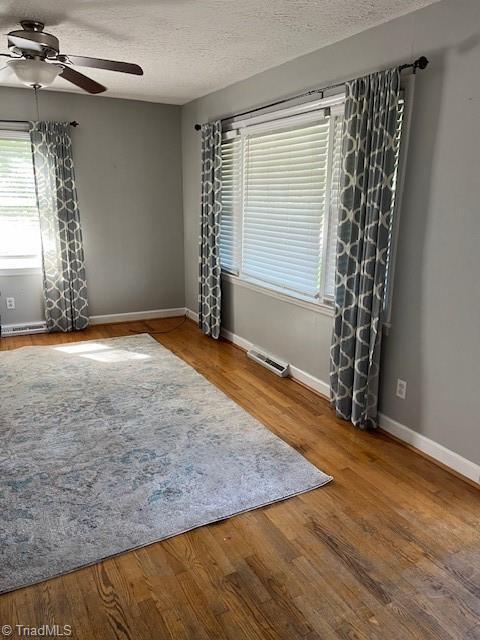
396,378,407,400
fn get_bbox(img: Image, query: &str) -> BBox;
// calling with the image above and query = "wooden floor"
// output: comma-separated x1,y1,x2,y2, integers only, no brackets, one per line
1,317,480,640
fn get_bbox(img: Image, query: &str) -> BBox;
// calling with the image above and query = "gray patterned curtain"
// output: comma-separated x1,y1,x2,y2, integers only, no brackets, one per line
198,121,222,339
330,68,401,429
29,122,88,332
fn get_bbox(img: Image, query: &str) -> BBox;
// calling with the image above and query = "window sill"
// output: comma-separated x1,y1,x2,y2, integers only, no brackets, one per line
221,272,334,318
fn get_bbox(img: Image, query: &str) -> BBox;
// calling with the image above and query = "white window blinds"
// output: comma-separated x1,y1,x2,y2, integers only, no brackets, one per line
220,107,345,303
242,119,330,298
0,130,41,270
220,136,241,273
322,113,344,300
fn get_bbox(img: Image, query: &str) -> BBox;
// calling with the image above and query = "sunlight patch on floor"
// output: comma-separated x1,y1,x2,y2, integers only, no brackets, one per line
53,342,151,362
53,342,110,354
80,349,151,362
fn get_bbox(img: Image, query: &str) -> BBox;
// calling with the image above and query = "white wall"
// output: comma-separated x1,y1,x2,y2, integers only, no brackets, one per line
181,0,480,466
0,88,184,326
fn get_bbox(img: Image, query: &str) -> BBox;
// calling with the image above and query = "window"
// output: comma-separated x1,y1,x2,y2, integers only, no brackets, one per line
220,104,345,306
0,130,41,271
219,95,404,311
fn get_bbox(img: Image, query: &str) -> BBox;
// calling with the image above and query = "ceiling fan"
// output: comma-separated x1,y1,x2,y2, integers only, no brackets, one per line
0,20,143,94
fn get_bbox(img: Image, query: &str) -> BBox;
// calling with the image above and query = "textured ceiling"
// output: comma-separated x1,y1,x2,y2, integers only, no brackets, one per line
0,0,440,104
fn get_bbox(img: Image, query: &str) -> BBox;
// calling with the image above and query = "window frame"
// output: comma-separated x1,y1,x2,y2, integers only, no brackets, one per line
220,100,345,314
219,85,409,323
0,126,42,276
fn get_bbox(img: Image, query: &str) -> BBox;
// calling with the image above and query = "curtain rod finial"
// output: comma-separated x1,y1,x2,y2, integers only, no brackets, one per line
194,123,201,131
415,56,429,71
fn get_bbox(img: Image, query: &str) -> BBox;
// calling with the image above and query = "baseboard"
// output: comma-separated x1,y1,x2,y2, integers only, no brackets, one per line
289,365,330,399
217,324,480,486
89,308,186,325
378,413,480,485
1,310,186,336
221,327,252,352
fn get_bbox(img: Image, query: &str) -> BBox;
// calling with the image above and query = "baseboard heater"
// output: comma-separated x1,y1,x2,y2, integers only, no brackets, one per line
1,322,47,337
247,347,290,377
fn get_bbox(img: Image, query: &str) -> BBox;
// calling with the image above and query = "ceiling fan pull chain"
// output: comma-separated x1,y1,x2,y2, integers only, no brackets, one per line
33,85,40,120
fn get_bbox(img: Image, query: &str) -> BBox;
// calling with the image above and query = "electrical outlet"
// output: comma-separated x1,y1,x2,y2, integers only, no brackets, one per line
396,378,407,400
6,297,15,310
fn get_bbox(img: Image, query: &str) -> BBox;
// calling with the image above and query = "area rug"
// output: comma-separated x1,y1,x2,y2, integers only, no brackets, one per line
0,334,332,593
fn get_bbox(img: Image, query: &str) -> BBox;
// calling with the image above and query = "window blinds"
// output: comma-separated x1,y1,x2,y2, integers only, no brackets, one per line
0,130,41,268
323,114,344,300
220,112,345,301
242,119,330,298
219,136,241,273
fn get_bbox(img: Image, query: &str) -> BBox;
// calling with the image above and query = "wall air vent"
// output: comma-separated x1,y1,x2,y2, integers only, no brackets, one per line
1,322,47,337
247,348,289,377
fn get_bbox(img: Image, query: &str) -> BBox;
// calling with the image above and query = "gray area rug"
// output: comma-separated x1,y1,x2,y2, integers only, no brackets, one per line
0,334,332,593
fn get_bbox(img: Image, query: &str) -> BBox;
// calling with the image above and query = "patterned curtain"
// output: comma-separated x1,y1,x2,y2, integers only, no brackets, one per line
330,68,402,429
29,122,88,332
198,121,222,339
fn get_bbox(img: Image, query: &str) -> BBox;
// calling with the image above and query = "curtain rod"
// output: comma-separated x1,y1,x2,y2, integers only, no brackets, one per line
193,56,429,131
0,119,79,127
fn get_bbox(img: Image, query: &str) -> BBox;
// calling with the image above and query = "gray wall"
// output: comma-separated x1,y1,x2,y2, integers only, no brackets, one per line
182,0,480,465
0,87,184,325
0,272,45,326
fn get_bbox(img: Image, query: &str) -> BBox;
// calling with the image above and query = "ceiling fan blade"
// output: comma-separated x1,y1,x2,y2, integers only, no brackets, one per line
60,65,106,94
59,55,143,76
7,34,45,52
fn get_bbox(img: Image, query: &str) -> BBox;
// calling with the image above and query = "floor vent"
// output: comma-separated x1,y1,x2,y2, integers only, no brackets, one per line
1,322,47,337
247,348,289,377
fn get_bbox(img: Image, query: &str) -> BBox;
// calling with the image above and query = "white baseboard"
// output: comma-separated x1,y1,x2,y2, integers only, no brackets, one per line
1,310,186,336
289,365,330,398
216,324,479,486
378,412,480,485
89,308,185,325
221,327,252,351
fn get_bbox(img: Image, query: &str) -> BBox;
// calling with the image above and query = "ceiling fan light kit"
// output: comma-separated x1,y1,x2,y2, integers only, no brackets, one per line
2,20,143,94
8,59,62,88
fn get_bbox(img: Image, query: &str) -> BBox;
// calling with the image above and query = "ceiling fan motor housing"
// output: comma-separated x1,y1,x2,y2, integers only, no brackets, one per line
8,25,59,58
